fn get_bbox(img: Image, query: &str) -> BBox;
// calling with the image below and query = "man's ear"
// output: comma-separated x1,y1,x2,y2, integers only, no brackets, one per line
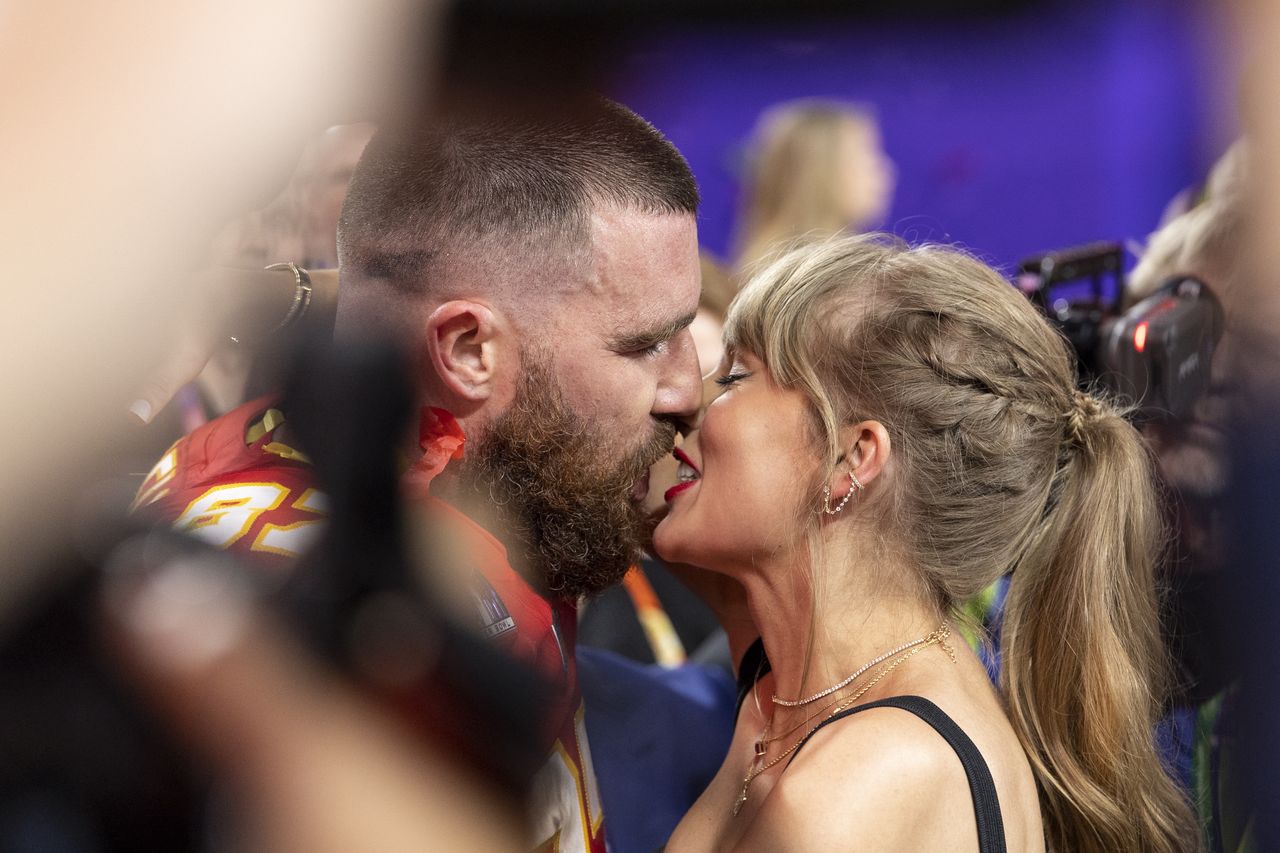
423,300,503,403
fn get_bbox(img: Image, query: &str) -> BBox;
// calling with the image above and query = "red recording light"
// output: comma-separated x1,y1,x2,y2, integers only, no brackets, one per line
1133,322,1149,353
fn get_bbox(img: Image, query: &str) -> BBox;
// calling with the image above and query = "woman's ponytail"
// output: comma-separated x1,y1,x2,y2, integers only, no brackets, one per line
1002,395,1200,852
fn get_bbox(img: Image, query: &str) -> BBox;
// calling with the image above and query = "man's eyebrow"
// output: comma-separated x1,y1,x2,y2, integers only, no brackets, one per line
609,310,698,351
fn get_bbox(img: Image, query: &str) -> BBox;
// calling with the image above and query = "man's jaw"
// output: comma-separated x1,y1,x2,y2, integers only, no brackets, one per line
629,421,679,505
631,468,651,502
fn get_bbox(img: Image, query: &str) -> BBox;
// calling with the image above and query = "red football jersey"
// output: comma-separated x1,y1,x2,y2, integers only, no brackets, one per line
132,398,324,569
133,397,607,853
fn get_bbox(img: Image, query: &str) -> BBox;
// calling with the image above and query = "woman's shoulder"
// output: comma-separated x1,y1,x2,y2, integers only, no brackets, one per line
743,699,982,852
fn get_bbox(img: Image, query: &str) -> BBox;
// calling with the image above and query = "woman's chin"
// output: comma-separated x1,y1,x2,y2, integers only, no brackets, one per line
650,515,686,564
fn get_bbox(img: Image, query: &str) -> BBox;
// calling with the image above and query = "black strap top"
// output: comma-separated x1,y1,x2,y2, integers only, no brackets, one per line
791,695,1007,853
734,637,772,717
734,639,1007,853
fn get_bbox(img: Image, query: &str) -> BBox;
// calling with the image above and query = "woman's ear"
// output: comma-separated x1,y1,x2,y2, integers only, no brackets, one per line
423,300,503,403
828,420,892,501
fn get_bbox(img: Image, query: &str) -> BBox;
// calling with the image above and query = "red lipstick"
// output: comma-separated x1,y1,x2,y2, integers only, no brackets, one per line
673,447,700,472
664,481,696,502
666,447,701,502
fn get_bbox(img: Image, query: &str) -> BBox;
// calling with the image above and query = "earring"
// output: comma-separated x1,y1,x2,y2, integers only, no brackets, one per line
821,470,862,515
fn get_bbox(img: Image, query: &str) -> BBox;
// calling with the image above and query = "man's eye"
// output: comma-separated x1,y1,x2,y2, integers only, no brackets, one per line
714,371,751,388
636,340,669,357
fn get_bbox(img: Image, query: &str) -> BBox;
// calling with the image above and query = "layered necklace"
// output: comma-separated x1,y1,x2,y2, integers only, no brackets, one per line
733,622,955,817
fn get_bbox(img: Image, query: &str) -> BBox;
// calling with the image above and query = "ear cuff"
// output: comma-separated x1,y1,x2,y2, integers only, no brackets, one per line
820,470,863,514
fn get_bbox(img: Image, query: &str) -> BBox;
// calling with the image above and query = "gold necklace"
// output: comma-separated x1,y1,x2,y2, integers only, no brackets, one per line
756,622,951,749
732,623,954,817
771,629,937,707
759,689,855,748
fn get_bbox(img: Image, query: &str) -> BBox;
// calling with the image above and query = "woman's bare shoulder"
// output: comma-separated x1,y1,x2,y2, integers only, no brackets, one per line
737,704,980,853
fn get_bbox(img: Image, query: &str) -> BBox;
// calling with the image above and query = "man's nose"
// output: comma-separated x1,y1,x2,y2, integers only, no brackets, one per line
684,369,727,433
653,328,703,426
669,369,721,437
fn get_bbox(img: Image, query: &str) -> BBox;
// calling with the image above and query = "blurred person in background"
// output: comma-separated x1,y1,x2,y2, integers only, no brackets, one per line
1207,12,1280,836
1214,0,1280,838
732,100,895,275
209,123,376,272
145,124,377,435
1129,144,1246,585
1125,148,1249,852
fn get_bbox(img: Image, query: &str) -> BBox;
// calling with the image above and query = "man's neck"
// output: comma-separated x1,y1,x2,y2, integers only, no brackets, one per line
428,472,552,598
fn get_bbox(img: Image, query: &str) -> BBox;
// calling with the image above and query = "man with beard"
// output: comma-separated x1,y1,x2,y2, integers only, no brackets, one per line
134,99,704,853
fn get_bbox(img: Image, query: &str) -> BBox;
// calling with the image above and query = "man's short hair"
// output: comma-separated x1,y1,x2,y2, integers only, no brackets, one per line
337,99,699,301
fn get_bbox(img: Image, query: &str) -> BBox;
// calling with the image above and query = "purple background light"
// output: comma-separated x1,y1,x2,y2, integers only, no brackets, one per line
611,0,1236,272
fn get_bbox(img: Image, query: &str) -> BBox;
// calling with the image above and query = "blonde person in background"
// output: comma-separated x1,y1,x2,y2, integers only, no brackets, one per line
732,100,896,275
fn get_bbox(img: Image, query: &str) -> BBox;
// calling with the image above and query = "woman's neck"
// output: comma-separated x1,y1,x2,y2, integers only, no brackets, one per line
742,543,940,712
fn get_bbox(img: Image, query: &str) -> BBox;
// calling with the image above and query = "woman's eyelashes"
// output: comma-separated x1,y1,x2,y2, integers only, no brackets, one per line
714,370,752,389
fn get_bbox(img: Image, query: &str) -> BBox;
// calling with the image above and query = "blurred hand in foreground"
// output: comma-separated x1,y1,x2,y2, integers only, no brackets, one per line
130,267,339,424
105,555,520,853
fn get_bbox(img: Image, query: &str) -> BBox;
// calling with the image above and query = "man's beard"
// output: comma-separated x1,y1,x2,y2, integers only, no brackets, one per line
456,355,676,599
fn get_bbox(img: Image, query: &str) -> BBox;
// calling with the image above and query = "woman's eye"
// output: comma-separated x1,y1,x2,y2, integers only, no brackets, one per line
714,371,751,388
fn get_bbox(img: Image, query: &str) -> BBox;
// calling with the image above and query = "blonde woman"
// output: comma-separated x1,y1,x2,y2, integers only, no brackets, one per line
733,101,895,274
655,236,1198,852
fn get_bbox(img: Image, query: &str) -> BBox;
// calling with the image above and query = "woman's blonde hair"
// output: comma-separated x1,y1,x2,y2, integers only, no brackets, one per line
725,234,1199,853
733,100,885,273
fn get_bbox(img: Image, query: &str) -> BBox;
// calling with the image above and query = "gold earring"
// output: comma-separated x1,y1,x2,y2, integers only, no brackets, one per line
821,470,860,515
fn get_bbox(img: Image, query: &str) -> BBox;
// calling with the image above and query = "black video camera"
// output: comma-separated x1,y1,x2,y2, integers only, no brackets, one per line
1016,241,1223,421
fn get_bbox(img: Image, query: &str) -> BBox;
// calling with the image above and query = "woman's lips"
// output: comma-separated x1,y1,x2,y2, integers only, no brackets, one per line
664,480,697,502
672,447,700,473
666,447,700,503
